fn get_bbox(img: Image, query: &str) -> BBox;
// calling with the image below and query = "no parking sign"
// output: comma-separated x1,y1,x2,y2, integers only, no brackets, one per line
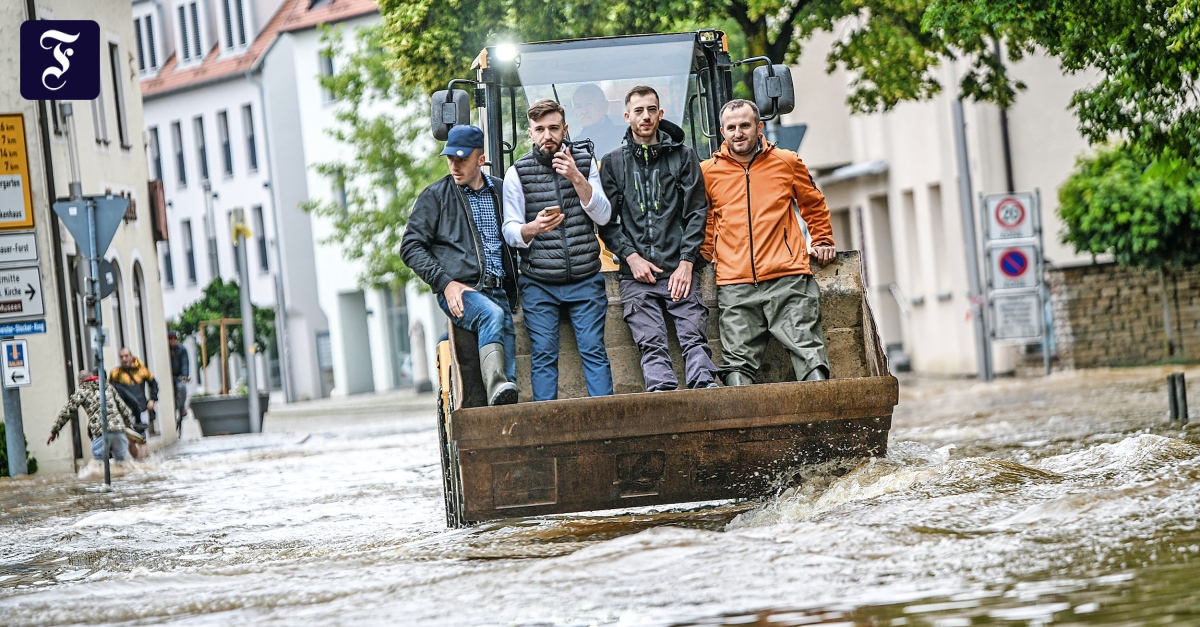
990,245,1040,290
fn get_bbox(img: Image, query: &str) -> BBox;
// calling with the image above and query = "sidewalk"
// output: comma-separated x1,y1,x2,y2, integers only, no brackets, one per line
264,387,438,420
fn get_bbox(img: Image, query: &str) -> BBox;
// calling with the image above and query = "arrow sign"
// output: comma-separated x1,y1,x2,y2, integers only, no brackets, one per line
2,339,30,388
11,371,23,383
24,283,35,299
52,195,129,258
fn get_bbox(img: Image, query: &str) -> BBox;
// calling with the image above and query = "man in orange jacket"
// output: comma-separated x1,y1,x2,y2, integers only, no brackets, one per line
700,99,835,385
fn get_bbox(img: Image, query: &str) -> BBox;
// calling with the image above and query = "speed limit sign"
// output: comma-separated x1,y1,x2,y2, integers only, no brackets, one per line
985,193,1036,240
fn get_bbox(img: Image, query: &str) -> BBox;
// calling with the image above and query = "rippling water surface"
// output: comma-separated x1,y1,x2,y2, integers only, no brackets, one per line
2,368,1199,626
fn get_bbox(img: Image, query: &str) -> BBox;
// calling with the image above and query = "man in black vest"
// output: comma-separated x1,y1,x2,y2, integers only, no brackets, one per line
502,98,614,401
401,125,519,406
599,86,719,392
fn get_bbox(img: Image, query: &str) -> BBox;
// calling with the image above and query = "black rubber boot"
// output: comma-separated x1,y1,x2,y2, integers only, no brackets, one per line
803,365,829,381
480,343,518,406
723,371,754,386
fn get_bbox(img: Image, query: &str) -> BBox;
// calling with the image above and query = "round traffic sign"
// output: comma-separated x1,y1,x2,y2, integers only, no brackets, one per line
995,197,1026,230
999,249,1029,278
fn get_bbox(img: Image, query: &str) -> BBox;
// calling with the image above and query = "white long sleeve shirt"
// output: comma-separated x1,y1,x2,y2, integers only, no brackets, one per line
501,161,611,248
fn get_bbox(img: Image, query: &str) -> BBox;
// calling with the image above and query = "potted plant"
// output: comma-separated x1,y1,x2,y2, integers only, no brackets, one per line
173,278,275,436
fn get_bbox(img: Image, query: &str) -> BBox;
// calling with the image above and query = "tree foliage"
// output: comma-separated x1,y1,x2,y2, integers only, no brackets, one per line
172,277,276,368
1058,144,1200,271
302,24,444,288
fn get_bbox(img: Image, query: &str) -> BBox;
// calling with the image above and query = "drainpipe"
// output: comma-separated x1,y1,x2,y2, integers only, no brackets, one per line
953,98,993,382
28,0,84,460
245,49,295,403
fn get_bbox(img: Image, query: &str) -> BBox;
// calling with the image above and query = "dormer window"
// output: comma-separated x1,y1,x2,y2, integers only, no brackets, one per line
133,13,160,74
221,0,249,51
177,1,204,64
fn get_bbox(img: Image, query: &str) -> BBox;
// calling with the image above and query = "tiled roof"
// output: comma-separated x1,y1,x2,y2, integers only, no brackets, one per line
141,0,379,99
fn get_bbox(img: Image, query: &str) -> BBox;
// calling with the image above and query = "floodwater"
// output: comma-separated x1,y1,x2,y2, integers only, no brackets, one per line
2,367,1199,626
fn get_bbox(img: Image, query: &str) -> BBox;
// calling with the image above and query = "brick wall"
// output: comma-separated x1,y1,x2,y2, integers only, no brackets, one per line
1049,263,1200,368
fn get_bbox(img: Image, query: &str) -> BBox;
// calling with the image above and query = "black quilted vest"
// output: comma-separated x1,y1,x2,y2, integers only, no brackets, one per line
514,146,601,284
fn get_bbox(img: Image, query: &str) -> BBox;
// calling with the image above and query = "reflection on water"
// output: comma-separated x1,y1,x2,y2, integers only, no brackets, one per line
1,368,1199,626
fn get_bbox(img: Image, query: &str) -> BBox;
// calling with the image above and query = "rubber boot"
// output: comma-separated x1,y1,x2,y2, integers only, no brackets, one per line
724,371,754,386
480,342,518,406
803,365,829,381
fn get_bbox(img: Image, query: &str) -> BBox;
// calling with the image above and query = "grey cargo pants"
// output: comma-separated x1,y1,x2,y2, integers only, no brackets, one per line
716,273,830,382
620,274,719,391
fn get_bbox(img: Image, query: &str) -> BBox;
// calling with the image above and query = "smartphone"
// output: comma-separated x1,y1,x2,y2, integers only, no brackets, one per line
544,205,561,217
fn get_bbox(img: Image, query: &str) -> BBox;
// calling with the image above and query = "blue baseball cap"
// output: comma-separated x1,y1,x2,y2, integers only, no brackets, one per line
440,125,485,157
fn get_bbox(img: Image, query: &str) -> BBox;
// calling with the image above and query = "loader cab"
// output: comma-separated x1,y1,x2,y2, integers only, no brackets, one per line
431,30,796,172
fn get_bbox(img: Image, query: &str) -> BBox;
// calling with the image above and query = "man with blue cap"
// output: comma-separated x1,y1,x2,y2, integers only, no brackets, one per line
401,125,519,405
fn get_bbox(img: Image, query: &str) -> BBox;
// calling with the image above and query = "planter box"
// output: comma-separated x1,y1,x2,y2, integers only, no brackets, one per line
192,393,271,436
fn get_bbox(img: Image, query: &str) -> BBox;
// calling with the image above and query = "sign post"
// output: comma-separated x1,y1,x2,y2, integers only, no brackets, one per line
2,340,28,476
981,191,1052,376
0,114,34,477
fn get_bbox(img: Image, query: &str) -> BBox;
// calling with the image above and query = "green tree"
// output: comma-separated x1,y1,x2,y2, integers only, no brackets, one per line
172,277,276,375
302,24,444,288
1058,144,1200,356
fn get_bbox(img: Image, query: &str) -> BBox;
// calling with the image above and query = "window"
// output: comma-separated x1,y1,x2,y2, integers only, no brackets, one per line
162,243,175,287
242,104,258,171
171,121,186,185
333,168,348,211
221,0,248,50
319,52,336,102
108,43,131,149
148,126,162,180
91,89,108,144
217,110,233,176
133,15,159,72
194,115,208,181
252,205,268,271
45,100,62,136
178,1,202,62
182,219,197,283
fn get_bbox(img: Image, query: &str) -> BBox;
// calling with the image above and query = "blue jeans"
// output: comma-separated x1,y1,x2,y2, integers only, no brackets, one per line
91,431,129,462
519,273,614,401
437,287,516,381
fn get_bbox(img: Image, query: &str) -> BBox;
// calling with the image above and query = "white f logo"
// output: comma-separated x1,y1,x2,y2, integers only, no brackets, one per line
40,29,80,91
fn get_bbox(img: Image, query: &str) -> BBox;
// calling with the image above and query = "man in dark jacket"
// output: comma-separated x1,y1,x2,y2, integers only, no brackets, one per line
110,347,159,437
400,125,519,405
168,331,189,431
599,86,718,391
501,99,614,401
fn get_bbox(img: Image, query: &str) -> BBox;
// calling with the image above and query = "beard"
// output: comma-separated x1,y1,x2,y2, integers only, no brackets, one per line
730,136,759,157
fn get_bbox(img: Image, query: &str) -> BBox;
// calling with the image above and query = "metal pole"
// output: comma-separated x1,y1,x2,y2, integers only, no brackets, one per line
1176,373,1189,425
1036,188,1051,376
88,199,111,486
3,356,27,476
952,99,991,382
233,211,261,433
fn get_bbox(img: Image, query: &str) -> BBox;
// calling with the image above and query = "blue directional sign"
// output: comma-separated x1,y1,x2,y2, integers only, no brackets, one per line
51,195,128,258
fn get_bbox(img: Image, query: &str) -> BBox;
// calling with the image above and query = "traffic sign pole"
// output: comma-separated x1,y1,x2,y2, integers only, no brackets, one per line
2,345,26,476
88,199,112,486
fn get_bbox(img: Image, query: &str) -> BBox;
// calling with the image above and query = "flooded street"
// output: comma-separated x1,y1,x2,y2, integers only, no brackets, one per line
3,367,1199,626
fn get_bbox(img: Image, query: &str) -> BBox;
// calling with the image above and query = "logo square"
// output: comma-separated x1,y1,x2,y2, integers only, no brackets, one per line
20,20,101,101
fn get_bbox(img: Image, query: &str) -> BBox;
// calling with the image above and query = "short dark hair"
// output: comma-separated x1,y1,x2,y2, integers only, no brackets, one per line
719,99,761,124
624,85,659,106
527,98,566,123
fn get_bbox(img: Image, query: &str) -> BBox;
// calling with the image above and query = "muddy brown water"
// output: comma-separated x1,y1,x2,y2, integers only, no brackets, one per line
2,367,1199,626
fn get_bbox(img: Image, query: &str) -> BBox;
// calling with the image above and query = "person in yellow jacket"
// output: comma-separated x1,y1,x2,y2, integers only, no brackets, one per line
700,99,836,385
110,347,159,437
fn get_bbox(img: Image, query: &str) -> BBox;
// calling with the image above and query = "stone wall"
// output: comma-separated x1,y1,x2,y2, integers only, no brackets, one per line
1049,263,1200,368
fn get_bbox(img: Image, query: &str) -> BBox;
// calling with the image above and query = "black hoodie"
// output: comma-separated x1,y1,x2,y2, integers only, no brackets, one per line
598,120,708,280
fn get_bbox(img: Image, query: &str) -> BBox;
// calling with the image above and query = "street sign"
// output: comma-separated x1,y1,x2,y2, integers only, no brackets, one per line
0,320,45,336
984,192,1036,241
0,114,35,231
990,245,1040,291
0,265,44,320
75,258,117,299
992,293,1044,342
0,231,36,264
52,195,129,258
1,339,29,388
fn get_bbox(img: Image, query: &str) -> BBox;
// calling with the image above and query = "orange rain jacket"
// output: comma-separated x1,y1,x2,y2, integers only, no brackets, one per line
700,137,833,286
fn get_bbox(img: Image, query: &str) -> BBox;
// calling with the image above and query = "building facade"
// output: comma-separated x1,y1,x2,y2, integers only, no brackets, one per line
787,30,1100,376
2,0,176,474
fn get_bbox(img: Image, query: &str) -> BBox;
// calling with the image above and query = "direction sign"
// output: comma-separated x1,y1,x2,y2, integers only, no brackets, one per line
990,245,1039,290
52,195,129,258
0,231,37,264
985,192,1036,241
0,114,35,231
992,293,1043,342
0,265,44,320
2,339,30,388
0,320,45,336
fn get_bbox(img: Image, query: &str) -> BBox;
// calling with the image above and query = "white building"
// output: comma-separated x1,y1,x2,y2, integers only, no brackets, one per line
788,30,1098,376
135,0,329,400
135,0,439,399
256,0,442,395
3,0,176,474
